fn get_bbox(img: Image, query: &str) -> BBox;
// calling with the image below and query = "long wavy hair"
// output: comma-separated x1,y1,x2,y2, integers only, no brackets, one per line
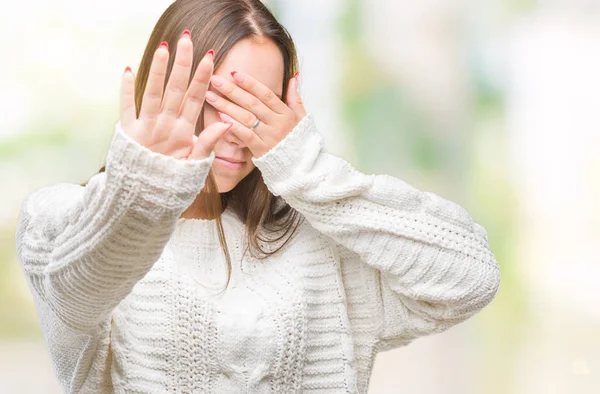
80,0,305,292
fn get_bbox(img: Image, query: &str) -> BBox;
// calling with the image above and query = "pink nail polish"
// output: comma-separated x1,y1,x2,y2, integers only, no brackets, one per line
218,112,235,125
205,91,217,102
158,41,168,50
231,71,244,83
206,49,215,58
181,29,191,39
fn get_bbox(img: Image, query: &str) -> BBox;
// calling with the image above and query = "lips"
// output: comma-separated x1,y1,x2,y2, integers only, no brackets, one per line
216,156,245,163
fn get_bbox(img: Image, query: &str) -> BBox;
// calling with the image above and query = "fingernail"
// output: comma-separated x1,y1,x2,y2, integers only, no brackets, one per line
231,71,244,83
211,75,224,87
291,72,299,92
205,91,218,102
159,41,168,50
124,66,132,75
181,29,191,39
206,49,215,59
218,112,233,123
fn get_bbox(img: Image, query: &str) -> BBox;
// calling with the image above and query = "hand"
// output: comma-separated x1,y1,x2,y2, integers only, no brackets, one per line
205,71,307,159
119,31,232,161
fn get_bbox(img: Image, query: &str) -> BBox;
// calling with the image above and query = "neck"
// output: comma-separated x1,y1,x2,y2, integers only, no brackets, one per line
180,197,226,220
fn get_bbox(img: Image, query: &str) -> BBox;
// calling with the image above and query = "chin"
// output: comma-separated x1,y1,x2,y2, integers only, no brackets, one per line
216,182,237,194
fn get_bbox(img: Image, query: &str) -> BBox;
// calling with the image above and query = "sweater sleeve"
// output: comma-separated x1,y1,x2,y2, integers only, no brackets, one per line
15,121,215,334
251,113,501,350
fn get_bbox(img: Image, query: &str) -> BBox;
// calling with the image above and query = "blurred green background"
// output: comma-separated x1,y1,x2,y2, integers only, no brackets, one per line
1,0,599,393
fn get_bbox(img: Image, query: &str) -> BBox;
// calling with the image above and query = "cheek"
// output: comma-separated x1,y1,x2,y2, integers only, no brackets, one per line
244,162,256,176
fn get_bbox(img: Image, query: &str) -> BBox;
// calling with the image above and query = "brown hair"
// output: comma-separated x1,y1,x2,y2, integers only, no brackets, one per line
81,0,304,292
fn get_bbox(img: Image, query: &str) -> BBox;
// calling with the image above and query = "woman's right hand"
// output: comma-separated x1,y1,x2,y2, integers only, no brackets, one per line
119,30,231,161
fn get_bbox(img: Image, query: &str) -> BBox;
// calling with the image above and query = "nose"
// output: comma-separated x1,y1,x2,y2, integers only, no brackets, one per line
222,127,244,146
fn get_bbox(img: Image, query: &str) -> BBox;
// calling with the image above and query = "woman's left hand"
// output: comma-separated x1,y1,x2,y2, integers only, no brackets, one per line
205,71,306,159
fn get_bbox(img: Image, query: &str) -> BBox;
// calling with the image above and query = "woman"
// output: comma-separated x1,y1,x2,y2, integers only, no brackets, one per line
15,0,501,393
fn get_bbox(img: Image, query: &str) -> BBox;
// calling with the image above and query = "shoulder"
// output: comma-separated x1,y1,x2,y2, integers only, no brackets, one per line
17,181,89,240
25,182,85,209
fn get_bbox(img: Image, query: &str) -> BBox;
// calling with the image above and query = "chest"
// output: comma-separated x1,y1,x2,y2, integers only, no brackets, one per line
115,221,353,392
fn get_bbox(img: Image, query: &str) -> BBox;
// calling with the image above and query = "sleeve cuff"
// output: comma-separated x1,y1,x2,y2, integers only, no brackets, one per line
251,113,323,197
106,121,216,210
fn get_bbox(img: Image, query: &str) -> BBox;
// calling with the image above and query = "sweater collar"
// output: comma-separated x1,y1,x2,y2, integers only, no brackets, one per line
173,206,245,244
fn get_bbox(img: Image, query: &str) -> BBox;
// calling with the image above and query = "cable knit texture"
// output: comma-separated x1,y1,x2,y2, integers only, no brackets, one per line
15,114,500,393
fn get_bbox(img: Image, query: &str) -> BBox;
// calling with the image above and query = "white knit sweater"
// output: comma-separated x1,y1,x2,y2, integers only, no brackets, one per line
15,113,500,394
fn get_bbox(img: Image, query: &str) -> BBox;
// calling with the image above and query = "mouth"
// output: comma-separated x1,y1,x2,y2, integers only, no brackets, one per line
216,156,245,163
215,157,245,170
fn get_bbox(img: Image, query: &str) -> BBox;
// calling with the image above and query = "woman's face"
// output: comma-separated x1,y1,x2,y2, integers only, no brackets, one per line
203,36,284,193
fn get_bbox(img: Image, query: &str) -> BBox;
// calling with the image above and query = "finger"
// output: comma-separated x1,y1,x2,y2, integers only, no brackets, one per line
139,42,169,121
286,73,307,118
204,91,264,134
217,112,267,158
230,71,288,114
161,32,193,117
210,74,276,124
179,50,215,126
188,121,232,161
120,66,136,129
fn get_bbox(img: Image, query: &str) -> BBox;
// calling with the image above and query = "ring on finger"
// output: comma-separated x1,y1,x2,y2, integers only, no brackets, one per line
250,117,261,131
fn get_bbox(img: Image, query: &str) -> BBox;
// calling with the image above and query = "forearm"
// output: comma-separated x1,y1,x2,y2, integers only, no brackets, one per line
16,121,215,332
